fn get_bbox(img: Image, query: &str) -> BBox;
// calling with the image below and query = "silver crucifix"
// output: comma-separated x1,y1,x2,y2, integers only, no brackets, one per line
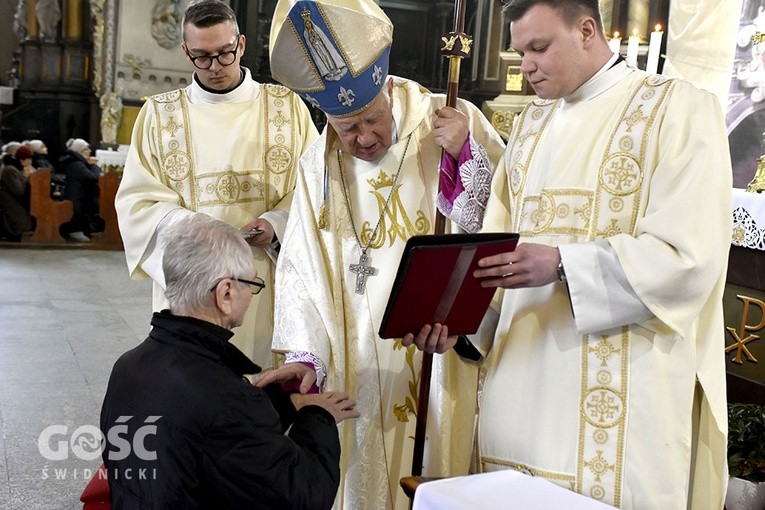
349,250,378,294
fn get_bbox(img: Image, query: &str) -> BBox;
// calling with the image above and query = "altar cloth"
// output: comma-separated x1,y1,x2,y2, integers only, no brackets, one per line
733,187,765,251
413,470,617,510
95,148,128,173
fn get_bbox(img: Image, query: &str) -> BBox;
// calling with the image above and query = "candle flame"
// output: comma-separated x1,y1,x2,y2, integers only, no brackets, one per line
655,24,662,32
632,28,639,37
613,31,620,38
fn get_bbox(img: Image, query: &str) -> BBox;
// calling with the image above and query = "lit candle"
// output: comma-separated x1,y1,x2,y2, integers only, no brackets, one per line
646,24,664,74
608,31,621,54
626,29,640,68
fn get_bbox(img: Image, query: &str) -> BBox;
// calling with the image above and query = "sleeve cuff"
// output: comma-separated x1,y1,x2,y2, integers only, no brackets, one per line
453,335,482,361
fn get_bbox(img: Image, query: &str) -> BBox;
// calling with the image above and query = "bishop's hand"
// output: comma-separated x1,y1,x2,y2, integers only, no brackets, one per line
401,323,458,354
254,362,317,394
434,106,469,160
290,391,360,424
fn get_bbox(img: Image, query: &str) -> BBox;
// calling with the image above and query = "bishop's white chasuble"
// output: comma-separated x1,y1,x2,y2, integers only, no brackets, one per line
273,77,505,509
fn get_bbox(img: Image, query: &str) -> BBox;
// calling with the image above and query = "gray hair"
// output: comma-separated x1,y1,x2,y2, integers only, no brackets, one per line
66,138,90,154
182,0,239,41
162,213,253,312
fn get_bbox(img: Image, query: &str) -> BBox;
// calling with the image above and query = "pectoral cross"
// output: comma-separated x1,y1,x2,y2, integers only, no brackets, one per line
349,250,377,294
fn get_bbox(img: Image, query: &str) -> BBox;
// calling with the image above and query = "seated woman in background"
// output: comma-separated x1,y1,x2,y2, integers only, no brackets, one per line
27,140,54,170
0,144,35,242
27,139,64,199
59,138,103,242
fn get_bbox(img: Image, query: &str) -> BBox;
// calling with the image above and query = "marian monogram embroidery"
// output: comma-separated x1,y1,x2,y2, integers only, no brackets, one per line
360,169,430,249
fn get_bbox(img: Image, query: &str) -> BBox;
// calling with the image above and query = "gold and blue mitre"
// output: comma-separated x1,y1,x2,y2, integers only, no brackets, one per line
270,0,393,117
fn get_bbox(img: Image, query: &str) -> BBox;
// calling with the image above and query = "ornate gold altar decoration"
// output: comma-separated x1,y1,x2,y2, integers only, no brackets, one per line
491,110,516,141
726,295,763,365
747,131,765,193
483,50,535,143
99,91,123,145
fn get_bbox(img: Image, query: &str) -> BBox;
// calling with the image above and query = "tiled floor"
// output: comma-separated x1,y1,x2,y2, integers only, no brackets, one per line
0,248,151,510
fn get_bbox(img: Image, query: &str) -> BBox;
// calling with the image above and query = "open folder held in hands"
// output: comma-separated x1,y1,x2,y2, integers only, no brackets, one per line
379,232,519,339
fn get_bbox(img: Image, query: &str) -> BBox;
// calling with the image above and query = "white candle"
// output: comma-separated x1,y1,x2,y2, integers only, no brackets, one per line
626,30,640,68
608,32,621,54
646,24,663,74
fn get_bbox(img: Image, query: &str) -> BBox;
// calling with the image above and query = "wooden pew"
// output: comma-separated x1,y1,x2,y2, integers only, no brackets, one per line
91,171,123,249
28,169,72,244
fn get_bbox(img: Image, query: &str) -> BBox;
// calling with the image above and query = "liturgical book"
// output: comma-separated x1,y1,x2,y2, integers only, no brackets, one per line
378,232,519,338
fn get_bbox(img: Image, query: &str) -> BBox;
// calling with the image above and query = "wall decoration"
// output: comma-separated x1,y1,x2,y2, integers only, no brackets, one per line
728,0,765,188
151,0,183,49
36,0,61,42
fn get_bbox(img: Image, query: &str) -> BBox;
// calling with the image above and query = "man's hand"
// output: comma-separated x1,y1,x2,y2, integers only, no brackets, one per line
434,107,469,160
474,243,561,289
290,391,360,424
240,218,275,247
254,363,317,394
401,323,458,354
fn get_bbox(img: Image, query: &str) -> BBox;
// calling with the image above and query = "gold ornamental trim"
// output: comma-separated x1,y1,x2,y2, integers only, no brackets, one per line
575,76,673,507
505,75,674,506
591,76,672,241
150,84,300,211
505,100,558,225
152,90,196,209
263,84,298,210
480,456,576,491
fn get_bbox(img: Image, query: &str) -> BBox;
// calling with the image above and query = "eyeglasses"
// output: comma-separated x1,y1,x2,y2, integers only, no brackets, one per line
209,276,266,295
186,35,241,70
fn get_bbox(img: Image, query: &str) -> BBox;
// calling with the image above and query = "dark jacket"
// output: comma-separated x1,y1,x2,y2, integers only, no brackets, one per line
100,311,341,510
59,149,100,203
58,150,101,234
32,153,54,170
0,155,33,235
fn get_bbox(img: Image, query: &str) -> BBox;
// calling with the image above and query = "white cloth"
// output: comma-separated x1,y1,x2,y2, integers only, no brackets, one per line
273,76,506,510
732,187,765,250
94,149,127,169
115,68,318,367
663,0,742,110
413,470,617,510
478,61,732,510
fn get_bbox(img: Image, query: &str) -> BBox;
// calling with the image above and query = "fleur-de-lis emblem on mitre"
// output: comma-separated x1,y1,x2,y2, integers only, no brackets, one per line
338,87,355,108
372,65,383,86
304,94,320,109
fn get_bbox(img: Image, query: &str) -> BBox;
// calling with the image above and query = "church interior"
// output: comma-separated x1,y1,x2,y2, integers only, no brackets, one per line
0,0,764,508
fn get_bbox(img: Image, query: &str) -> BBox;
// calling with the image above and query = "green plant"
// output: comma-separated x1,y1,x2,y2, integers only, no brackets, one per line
728,403,765,483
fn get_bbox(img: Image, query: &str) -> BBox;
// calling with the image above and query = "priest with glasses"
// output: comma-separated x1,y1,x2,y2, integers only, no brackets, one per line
116,0,319,369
